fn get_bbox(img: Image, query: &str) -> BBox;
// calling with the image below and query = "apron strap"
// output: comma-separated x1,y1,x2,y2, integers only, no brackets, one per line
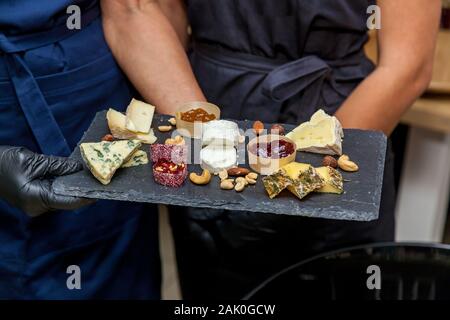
261,56,331,103
0,5,100,156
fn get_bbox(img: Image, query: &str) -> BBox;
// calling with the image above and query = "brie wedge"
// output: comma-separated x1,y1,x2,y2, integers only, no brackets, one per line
107,108,157,144
200,145,237,174
80,140,141,185
286,109,344,155
125,99,155,134
202,120,240,147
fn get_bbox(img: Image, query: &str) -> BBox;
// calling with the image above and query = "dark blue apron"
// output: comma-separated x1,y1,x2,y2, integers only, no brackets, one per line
170,0,395,299
0,1,160,299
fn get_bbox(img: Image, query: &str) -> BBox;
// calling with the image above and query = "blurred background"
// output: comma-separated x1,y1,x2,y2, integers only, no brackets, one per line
160,1,450,299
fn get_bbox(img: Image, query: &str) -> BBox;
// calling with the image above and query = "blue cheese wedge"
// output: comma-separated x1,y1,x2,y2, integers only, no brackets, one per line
286,109,344,155
122,150,148,168
80,140,141,185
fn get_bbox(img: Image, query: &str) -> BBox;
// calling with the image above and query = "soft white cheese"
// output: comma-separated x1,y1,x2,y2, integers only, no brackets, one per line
286,109,344,155
202,120,240,147
200,145,237,174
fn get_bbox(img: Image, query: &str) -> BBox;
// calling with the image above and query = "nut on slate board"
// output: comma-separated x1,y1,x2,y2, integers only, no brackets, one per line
228,167,250,177
338,155,359,172
190,169,212,185
270,124,285,135
158,125,172,132
322,155,338,168
253,120,264,135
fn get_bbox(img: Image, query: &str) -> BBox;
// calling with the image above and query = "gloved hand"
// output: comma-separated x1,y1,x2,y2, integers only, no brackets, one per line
0,146,95,217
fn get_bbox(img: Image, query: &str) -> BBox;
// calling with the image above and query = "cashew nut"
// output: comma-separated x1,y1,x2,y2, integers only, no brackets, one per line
158,125,173,132
338,155,359,172
165,135,185,145
235,177,248,186
234,181,246,192
220,179,234,190
168,117,177,126
189,169,212,185
218,169,228,181
245,176,257,185
246,172,258,180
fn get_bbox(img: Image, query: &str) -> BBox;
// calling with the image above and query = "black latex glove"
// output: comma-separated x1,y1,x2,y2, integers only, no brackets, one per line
0,146,95,217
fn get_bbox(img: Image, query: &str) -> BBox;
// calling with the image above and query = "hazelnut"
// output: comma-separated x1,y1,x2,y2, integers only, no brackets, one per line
102,134,114,142
322,156,338,168
270,124,285,136
253,120,264,135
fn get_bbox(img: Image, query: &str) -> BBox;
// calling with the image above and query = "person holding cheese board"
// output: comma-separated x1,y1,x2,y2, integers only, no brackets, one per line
102,0,441,299
0,1,161,299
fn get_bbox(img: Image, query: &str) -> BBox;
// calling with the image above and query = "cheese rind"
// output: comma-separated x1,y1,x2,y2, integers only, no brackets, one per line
315,166,344,194
80,140,141,185
286,109,344,155
125,99,155,134
200,145,237,174
122,150,148,168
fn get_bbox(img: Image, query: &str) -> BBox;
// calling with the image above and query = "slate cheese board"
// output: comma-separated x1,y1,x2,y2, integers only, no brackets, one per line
53,111,387,221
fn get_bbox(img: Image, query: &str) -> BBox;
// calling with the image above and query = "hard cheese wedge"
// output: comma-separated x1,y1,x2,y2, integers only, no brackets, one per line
122,150,148,168
286,109,344,155
282,162,325,200
263,162,325,200
315,166,344,194
107,108,157,144
125,99,155,134
80,140,141,185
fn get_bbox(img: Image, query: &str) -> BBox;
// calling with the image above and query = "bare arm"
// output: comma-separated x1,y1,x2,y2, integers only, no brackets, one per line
335,0,441,135
158,0,189,49
101,0,205,115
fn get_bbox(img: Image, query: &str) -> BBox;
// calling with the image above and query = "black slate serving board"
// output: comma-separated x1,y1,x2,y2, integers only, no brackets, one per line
54,111,386,221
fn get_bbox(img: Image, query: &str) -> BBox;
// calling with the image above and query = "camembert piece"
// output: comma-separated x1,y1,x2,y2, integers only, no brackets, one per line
122,150,148,168
315,166,344,194
286,109,344,155
282,162,325,200
125,99,155,133
106,108,157,144
80,140,141,185
200,145,237,174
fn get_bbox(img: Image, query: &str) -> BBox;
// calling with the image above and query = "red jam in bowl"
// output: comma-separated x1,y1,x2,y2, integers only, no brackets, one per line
249,140,295,159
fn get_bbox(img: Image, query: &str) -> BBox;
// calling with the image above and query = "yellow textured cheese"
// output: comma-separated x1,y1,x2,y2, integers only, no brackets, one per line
125,99,155,134
286,109,344,155
315,166,344,194
106,108,157,144
80,140,141,185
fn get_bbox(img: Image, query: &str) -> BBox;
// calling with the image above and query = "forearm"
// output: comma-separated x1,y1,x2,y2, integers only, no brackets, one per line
335,64,432,135
158,0,189,49
101,0,205,115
